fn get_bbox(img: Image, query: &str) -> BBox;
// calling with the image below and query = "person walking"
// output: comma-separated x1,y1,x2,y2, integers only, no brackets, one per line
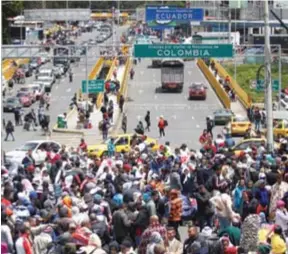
45,93,51,110
4,120,15,141
158,116,167,138
69,71,73,83
102,119,109,141
122,113,127,133
119,95,125,113
206,117,214,138
145,111,151,131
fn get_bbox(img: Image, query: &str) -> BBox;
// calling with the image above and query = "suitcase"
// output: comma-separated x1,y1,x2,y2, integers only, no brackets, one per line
24,121,30,131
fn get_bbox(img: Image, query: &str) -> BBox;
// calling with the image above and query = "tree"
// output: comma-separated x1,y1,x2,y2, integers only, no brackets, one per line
2,1,23,44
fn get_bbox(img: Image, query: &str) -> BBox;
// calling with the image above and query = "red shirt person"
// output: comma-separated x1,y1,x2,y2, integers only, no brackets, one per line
78,138,87,152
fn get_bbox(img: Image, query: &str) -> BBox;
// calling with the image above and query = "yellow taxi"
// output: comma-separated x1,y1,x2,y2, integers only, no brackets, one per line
88,134,159,157
231,138,279,157
229,115,252,136
262,111,288,138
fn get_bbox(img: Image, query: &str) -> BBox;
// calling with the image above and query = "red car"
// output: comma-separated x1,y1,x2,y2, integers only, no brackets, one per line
16,91,32,107
189,82,207,100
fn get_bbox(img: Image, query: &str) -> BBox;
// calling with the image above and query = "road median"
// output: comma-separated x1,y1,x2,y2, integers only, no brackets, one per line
197,59,231,109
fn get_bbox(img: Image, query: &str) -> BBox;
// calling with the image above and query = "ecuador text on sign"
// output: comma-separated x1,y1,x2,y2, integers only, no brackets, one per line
145,7,204,22
134,44,234,58
82,79,105,93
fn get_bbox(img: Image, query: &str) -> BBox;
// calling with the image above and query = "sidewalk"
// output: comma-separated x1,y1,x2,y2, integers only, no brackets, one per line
208,66,247,117
58,64,126,145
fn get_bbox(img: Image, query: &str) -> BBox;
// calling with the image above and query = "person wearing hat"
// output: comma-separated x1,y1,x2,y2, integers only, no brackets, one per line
275,200,288,236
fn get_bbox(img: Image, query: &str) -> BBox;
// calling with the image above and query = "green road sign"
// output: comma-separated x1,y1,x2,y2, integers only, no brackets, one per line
134,44,233,58
256,80,279,91
82,79,104,93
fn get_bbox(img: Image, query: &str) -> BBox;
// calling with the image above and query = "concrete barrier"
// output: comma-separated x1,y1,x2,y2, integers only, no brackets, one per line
197,59,231,109
96,57,117,109
89,57,104,80
213,59,252,109
117,57,132,103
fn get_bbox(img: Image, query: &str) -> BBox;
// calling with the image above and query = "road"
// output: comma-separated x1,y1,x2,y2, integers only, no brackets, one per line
124,59,224,150
2,25,128,152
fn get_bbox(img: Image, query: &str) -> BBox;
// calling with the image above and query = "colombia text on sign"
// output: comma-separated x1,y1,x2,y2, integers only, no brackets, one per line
134,44,234,58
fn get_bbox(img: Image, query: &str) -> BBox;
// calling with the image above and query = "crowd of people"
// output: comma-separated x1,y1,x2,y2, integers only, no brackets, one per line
1,124,288,254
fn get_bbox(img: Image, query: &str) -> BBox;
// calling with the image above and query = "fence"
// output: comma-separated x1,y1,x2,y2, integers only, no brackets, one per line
118,57,132,103
96,57,117,109
197,59,231,109
213,59,251,109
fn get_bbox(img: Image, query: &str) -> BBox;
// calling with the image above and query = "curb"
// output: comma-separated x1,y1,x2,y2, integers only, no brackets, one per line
52,128,84,135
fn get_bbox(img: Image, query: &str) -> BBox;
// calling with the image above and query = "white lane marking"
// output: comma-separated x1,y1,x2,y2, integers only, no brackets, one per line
66,88,72,92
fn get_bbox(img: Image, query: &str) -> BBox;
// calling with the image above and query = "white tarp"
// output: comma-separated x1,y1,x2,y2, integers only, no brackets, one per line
24,9,91,21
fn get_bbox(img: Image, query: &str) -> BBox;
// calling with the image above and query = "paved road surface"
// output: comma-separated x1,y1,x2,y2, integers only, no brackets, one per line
2,26,128,152
124,59,224,150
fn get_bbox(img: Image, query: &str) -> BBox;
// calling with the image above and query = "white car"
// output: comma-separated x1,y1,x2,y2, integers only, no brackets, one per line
52,64,64,78
37,77,54,92
5,140,61,165
38,69,56,82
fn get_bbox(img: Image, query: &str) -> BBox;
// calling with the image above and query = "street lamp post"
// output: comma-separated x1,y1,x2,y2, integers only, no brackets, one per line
264,0,273,152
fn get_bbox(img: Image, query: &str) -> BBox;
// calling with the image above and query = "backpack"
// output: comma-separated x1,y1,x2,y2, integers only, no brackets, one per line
164,120,168,127
181,195,197,218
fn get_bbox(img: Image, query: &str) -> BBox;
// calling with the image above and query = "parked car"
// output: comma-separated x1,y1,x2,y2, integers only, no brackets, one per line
19,64,33,77
16,91,33,107
3,97,22,112
18,87,37,103
188,82,207,100
5,140,61,165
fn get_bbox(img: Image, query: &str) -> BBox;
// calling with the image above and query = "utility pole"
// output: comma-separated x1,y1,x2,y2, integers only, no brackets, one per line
264,0,274,152
228,8,232,43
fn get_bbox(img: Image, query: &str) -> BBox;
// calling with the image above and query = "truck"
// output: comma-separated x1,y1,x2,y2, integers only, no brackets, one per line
161,59,184,92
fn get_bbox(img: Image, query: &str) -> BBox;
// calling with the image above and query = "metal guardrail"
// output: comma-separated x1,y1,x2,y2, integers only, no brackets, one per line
96,57,118,109
197,59,231,109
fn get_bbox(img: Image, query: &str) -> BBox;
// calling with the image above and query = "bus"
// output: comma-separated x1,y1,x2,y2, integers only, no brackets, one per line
161,59,184,91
